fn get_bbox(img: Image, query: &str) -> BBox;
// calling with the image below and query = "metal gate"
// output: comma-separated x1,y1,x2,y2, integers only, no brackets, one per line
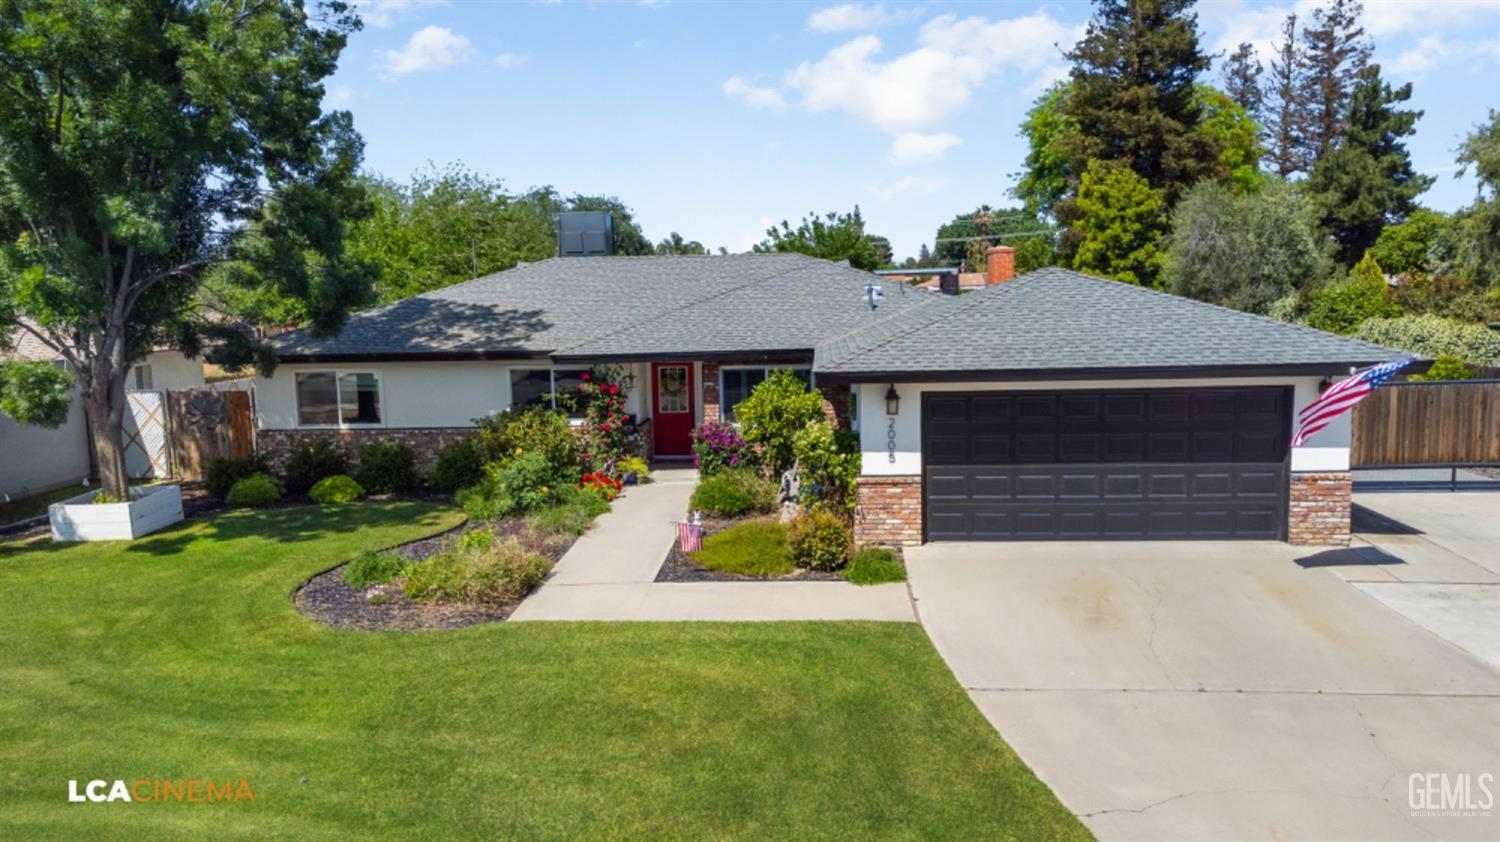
124,390,170,479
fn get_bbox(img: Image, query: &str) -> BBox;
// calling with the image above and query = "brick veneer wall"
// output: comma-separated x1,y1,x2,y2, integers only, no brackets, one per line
1288,471,1352,546
854,475,922,546
257,427,474,475
702,362,722,424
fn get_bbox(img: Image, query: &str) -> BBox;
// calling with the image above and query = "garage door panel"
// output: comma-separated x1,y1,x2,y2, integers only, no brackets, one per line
921,386,1289,541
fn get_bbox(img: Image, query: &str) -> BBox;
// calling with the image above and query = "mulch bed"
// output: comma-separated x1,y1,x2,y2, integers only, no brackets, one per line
655,515,842,583
294,517,579,632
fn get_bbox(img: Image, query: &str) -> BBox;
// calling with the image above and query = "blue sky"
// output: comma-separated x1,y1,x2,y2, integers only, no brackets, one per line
330,0,1500,260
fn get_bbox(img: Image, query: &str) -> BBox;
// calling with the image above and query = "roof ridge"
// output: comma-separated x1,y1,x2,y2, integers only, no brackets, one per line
816,273,1048,368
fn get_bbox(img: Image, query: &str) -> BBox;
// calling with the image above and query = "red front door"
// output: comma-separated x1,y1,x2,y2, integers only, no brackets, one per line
651,362,694,458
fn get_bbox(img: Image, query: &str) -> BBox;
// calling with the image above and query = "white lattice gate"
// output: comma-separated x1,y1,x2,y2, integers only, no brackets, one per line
124,390,170,479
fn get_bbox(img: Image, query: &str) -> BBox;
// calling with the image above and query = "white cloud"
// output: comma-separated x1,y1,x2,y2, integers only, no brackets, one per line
494,52,530,69
783,13,1082,134
324,84,354,109
357,0,447,29
888,131,961,164
871,174,948,200
807,3,912,33
380,26,475,78
722,75,786,110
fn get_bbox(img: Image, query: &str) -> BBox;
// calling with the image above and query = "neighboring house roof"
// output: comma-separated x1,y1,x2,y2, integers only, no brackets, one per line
272,254,929,362
813,267,1404,379
3,325,59,362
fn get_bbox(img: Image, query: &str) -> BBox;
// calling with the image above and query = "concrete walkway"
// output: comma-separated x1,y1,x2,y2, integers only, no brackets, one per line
509,466,915,622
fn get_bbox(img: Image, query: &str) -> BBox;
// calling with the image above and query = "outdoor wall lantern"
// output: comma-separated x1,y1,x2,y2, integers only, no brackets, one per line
885,384,901,416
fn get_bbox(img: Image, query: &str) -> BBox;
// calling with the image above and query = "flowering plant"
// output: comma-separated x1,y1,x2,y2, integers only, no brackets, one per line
576,366,634,471
691,420,757,475
580,470,623,501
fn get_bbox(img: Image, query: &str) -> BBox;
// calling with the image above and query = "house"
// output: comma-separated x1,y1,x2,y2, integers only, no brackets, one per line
256,241,1402,548
2,327,206,500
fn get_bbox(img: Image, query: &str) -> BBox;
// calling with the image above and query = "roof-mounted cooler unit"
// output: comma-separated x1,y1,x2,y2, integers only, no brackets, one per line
556,211,614,257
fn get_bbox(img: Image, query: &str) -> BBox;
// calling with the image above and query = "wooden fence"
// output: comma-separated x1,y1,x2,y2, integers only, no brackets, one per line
1351,380,1500,467
124,388,254,481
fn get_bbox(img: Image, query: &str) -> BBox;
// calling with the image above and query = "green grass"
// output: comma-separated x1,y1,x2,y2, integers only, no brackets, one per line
842,546,908,586
0,504,1088,841
690,519,795,577
0,484,88,526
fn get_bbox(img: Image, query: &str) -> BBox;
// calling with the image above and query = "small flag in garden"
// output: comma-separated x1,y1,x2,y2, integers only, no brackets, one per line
677,520,703,553
1292,357,1416,446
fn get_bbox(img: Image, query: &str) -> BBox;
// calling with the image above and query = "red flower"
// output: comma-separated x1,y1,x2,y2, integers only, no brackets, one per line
580,372,591,381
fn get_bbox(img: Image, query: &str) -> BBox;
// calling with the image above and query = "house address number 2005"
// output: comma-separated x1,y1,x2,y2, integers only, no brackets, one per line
887,416,897,464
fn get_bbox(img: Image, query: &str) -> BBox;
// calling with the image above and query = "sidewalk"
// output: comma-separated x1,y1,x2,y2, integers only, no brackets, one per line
510,466,915,623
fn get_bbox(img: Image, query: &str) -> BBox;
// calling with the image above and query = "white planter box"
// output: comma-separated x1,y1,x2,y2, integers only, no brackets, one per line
49,483,185,542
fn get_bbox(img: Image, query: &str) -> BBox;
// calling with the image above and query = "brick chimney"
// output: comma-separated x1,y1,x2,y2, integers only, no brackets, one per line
985,246,1015,285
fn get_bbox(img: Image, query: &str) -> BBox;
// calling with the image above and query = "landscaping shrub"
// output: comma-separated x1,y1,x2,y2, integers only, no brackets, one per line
342,550,405,588
580,470,622,501
1409,354,1475,382
788,506,852,571
1302,256,1400,335
205,454,272,502
431,437,484,492
1353,314,1500,368
282,439,349,496
472,406,579,473
355,440,417,494
791,421,860,512
691,420,756,475
402,535,549,603
456,482,513,521
734,370,825,473
690,520,793,577
614,455,651,484
455,451,571,521
529,485,611,536
841,545,906,585
689,468,778,517
573,366,633,470
309,474,364,505
225,473,280,508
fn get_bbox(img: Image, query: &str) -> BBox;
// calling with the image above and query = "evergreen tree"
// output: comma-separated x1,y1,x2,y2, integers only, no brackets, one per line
1061,0,1217,203
1450,111,1500,288
1221,42,1264,123
1297,0,1371,165
1264,14,1308,176
1070,160,1169,287
1307,65,1434,266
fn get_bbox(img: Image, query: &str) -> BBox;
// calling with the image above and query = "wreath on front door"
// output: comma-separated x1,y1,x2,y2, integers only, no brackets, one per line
660,369,686,397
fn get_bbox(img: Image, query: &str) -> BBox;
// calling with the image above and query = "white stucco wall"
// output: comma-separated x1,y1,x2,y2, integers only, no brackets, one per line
256,359,657,430
0,386,92,500
137,350,205,391
856,376,1349,477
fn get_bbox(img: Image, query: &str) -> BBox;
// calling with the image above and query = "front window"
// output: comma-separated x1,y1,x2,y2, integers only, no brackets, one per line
296,371,380,426
509,367,592,417
131,364,153,390
720,366,812,423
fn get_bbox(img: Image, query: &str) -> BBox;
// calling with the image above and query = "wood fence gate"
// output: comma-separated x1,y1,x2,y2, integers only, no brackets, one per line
123,389,254,481
1351,380,1500,467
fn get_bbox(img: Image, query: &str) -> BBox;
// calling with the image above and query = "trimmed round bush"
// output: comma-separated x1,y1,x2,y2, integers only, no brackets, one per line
787,506,852,571
282,439,348,496
355,440,417,494
205,455,272,502
309,474,364,505
225,473,280,508
431,438,483,492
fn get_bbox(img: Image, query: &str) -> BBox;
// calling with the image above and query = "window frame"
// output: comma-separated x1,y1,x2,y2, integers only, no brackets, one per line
717,364,815,424
130,364,153,390
506,365,595,420
293,368,386,429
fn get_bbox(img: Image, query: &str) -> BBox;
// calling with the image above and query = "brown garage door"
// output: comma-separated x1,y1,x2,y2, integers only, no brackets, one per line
922,386,1291,541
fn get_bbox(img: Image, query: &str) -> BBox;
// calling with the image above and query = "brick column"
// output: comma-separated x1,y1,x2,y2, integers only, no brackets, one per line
854,475,922,546
817,382,851,428
1288,471,1352,546
701,362,722,424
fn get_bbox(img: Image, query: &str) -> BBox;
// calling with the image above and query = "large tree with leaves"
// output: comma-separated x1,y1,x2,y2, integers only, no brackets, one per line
1306,64,1433,266
1263,13,1308,176
1297,0,1371,165
1061,0,1218,204
932,206,1051,265
1220,42,1263,123
1449,110,1500,289
754,207,878,270
1069,160,1168,287
0,0,372,499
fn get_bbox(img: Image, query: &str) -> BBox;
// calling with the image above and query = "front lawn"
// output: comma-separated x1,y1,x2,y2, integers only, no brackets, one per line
0,504,1087,840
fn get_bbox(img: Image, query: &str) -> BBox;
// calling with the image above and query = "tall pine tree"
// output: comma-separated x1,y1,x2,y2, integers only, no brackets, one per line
1221,42,1264,123
1298,0,1372,165
1061,0,1217,203
1307,65,1434,265
1264,14,1308,176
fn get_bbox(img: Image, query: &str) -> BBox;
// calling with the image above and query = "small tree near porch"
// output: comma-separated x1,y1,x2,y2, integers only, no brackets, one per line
0,1,374,499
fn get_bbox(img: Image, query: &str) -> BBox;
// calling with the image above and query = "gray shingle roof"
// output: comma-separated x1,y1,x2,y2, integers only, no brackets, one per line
813,267,1405,377
271,253,926,360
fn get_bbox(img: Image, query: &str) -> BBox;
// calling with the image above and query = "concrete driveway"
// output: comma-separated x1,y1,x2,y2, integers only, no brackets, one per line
906,540,1500,841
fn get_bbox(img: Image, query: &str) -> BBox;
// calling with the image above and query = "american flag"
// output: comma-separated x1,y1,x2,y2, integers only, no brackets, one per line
677,520,703,553
1292,357,1416,447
